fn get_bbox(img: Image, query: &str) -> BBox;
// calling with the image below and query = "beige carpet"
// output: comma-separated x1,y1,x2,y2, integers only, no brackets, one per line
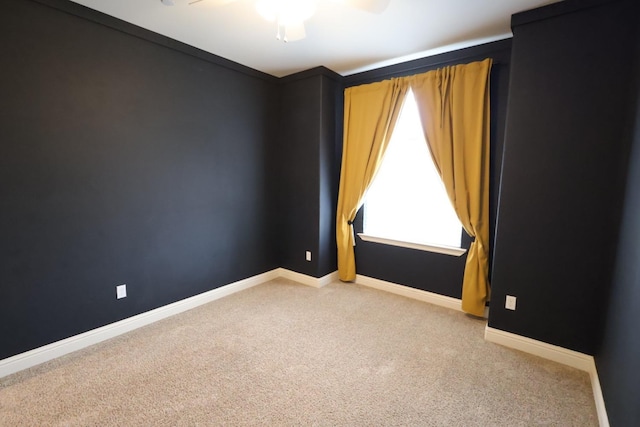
0,279,597,426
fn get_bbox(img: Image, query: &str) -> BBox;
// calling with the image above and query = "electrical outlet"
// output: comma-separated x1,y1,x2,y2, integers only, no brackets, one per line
116,284,127,299
505,295,516,311
305,251,312,262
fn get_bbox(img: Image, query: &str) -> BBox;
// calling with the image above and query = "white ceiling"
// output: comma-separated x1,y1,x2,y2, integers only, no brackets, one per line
68,0,561,77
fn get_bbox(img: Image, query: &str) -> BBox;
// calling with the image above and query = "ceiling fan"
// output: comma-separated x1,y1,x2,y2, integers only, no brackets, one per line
161,0,391,42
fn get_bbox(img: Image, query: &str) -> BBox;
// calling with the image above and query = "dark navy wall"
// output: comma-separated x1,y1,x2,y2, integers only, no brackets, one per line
277,74,320,275
318,75,343,277
344,40,512,298
489,0,638,354
277,68,341,278
596,21,640,426
0,0,279,360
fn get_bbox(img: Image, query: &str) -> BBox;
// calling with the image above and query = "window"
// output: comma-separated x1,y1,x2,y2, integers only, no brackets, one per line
361,90,465,255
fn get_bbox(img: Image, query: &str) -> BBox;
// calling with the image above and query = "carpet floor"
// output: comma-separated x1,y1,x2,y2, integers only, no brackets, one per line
0,278,597,426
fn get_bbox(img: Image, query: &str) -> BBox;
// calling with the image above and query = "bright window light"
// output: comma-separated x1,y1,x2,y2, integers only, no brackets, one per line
363,90,463,248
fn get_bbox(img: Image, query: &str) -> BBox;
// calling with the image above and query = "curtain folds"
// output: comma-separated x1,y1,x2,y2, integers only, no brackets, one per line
409,58,493,316
335,58,492,316
335,79,408,281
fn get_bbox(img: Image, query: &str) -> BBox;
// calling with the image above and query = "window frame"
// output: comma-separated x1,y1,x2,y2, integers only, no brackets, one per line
357,233,467,256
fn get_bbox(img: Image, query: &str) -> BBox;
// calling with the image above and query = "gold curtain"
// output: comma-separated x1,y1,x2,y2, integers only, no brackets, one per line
336,78,408,281
409,58,493,316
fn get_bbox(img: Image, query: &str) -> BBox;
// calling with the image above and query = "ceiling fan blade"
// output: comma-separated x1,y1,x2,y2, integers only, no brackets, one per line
343,0,390,14
284,22,306,42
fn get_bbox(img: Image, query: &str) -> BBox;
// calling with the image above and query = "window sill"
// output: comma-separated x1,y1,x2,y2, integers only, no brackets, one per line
357,234,467,257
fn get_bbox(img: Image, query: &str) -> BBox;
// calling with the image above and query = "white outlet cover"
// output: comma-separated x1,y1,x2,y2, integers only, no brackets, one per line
305,251,312,261
505,295,516,311
116,284,127,299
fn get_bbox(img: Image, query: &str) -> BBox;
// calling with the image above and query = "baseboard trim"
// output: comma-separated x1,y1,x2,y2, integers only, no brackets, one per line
484,326,593,371
484,326,609,426
0,269,280,379
277,268,339,288
589,359,610,427
355,274,463,312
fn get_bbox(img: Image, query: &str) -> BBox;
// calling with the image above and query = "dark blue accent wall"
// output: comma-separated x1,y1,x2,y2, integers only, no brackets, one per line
489,0,638,355
0,0,279,360
596,19,640,425
276,68,342,278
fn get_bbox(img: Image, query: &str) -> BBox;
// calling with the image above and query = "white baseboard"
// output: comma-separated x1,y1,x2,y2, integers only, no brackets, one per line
277,268,339,288
484,326,593,371
484,326,609,426
0,269,281,379
355,274,463,312
588,359,610,427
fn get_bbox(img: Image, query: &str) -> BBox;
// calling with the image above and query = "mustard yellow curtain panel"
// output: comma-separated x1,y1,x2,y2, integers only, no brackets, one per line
335,79,408,281
336,59,492,316
410,58,493,316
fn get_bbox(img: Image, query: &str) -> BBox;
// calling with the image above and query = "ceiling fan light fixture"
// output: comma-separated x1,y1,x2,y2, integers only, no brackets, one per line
255,0,317,26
